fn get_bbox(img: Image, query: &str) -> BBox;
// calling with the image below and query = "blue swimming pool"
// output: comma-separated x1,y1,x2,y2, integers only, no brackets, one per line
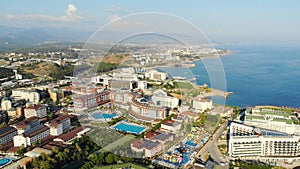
114,123,146,134
185,140,198,147
0,158,12,166
93,113,116,119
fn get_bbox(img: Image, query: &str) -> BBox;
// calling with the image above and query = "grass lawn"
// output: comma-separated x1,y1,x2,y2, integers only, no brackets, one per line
101,135,135,152
93,163,148,169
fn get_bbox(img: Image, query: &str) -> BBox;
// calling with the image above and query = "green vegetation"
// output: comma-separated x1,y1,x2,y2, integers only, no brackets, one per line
0,67,14,78
230,161,272,169
273,118,293,124
107,116,126,126
193,113,208,127
96,62,119,73
246,115,265,121
26,135,100,169
150,113,175,132
259,111,290,118
89,128,124,148
93,163,147,169
204,114,221,134
292,116,300,124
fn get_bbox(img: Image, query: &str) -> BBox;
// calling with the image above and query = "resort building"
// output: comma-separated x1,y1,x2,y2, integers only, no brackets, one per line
145,70,168,81
73,90,111,109
54,127,91,144
12,117,50,147
228,122,300,163
1,97,12,111
161,120,181,132
244,106,298,135
145,131,174,145
12,89,40,103
129,93,167,121
151,90,179,108
45,114,72,136
24,104,47,118
0,125,17,145
131,139,163,157
192,98,212,112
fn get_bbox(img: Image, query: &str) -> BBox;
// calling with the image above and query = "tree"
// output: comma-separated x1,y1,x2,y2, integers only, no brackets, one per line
16,145,25,157
105,153,115,164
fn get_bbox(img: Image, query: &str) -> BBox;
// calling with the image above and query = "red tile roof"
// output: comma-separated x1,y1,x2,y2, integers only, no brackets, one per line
145,131,160,139
48,114,71,127
162,120,175,126
56,126,84,142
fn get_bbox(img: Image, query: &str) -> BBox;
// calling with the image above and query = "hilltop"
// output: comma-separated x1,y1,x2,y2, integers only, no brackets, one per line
21,62,60,77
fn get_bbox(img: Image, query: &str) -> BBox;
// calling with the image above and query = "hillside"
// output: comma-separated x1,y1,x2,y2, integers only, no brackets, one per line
21,62,60,77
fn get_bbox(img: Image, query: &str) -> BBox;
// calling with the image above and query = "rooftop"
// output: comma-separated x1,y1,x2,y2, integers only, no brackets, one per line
56,126,84,142
23,125,49,138
48,114,72,127
26,104,46,110
0,125,17,137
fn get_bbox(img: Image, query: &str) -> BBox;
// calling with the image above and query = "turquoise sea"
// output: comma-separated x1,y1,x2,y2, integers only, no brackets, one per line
159,46,300,108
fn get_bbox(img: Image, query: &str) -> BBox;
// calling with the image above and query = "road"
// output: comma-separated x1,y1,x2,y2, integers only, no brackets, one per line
196,120,229,169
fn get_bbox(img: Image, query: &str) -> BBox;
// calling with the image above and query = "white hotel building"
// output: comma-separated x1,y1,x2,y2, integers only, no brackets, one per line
12,116,50,147
229,122,300,163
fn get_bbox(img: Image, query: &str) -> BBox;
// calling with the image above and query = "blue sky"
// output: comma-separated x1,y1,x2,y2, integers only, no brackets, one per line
1,0,300,46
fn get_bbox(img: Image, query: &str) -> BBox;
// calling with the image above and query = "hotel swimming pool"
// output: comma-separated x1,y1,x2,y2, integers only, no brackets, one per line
114,122,146,134
185,140,198,147
0,158,12,167
93,113,117,120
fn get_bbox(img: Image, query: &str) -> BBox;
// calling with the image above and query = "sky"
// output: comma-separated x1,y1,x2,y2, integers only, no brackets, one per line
1,0,300,46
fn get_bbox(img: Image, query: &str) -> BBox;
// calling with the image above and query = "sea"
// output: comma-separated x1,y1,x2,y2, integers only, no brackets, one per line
158,46,300,108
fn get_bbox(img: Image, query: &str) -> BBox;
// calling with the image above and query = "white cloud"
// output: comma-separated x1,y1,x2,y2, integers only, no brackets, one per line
107,14,121,22
3,3,83,22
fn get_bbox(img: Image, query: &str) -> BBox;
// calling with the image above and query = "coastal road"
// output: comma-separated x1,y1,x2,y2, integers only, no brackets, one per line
196,120,229,169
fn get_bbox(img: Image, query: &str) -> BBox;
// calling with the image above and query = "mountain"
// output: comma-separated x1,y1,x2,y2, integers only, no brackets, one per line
0,26,92,51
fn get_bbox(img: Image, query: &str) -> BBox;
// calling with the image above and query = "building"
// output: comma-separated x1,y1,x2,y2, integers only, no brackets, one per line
108,80,137,90
73,90,111,109
12,117,50,147
45,114,72,136
131,139,163,157
145,70,168,81
54,127,90,144
0,125,17,145
12,89,40,103
112,70,138,81
192,98,212,112
151,90,179,108
138,81,148,90
1,97,12,111
91,74,112,86
228,122,300,163
244,106,297,134
145,131,174,145
48,89,64,102
24,105,47,118
160,120,181,132
130,93,167,121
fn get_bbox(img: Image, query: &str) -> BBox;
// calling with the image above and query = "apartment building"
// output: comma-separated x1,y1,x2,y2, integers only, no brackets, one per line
24,105,47,118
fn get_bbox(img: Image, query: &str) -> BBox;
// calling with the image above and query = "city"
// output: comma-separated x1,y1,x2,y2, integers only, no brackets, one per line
1,1,300,169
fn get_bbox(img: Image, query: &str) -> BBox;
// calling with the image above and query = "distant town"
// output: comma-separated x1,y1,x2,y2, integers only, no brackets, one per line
0,43,299,169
